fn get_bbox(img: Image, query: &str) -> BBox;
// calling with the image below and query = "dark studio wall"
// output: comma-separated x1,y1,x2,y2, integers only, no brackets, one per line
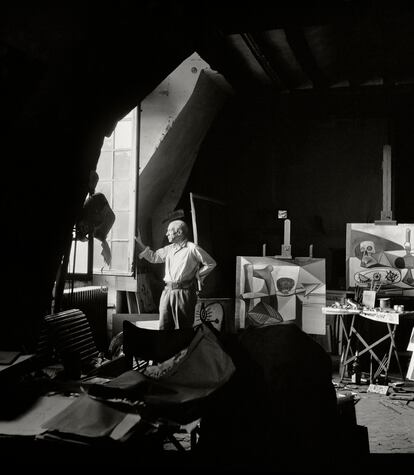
180,91,406,293
394,110,414,224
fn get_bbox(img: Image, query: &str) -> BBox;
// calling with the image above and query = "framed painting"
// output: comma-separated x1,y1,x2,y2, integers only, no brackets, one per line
346,223,414,295
235,256,326,334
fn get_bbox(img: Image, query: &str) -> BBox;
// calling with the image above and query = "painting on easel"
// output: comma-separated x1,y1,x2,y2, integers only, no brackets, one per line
235,256,326,334
346,223,414,295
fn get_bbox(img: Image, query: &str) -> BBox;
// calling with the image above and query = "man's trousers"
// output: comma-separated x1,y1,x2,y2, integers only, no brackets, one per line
158,285,197,329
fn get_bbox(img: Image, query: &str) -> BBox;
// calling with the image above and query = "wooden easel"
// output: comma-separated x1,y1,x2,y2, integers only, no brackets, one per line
275,218,292,259
272,218,313,260
375,144,397,226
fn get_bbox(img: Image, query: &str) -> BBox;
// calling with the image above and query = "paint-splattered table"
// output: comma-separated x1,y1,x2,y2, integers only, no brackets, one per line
323,307,414,381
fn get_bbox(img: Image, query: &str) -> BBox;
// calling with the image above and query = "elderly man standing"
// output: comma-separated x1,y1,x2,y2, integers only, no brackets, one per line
135,220,216,329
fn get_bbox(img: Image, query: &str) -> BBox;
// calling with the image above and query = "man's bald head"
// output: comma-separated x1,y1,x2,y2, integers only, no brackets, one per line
166,220,189,243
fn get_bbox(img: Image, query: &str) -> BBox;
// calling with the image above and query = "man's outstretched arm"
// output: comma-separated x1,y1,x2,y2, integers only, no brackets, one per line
135,234,166,264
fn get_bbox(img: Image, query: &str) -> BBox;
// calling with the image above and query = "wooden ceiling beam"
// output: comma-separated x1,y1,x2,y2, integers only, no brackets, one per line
284,25,330,90
240,33,284,90
247,32,299,91
212,0,352,34
195,26,260,93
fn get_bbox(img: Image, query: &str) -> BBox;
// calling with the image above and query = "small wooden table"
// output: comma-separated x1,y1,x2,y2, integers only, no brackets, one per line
322,307,361,380
323,307,414,381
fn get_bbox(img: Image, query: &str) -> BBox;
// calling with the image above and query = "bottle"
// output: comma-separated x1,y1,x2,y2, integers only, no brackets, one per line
351,351,361,384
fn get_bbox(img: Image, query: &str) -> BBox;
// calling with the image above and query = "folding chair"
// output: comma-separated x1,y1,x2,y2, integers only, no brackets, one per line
122,320,200,451
122,320,195,370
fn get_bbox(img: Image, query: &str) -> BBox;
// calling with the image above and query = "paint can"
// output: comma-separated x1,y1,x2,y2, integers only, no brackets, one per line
379,298,390,309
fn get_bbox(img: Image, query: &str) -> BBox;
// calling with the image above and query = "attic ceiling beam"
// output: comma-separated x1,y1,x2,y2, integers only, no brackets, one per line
194,16,249,93
248,32,297,91
214,1,351,33
284,26,330,90
240,33,284,89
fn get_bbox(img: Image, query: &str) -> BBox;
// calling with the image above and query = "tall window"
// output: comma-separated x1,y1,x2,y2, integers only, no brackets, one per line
93,109,137,275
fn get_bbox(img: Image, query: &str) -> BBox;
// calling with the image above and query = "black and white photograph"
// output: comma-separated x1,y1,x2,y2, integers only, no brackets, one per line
1,2,414,473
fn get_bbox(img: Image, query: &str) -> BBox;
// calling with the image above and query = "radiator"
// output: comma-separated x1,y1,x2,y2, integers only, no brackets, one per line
62,286,108,352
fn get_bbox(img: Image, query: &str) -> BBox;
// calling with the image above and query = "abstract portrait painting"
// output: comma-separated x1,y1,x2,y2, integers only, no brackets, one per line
346,223,414,295
235,256,326,334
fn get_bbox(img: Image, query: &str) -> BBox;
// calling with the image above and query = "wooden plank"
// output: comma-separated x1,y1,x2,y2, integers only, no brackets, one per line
380,144,393,221
126,292,138,314
190,192,198,245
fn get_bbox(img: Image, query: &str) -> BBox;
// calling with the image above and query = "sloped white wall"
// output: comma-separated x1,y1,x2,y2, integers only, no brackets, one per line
138,52,233,249
140,52,211,172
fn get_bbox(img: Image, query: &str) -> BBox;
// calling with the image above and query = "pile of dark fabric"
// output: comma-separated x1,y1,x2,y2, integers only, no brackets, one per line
195,322,339,473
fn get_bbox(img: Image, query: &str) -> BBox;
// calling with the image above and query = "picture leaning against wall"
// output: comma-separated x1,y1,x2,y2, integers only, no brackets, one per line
346,223,414,295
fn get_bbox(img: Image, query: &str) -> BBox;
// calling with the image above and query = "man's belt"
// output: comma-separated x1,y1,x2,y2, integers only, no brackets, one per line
165,280,195,290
